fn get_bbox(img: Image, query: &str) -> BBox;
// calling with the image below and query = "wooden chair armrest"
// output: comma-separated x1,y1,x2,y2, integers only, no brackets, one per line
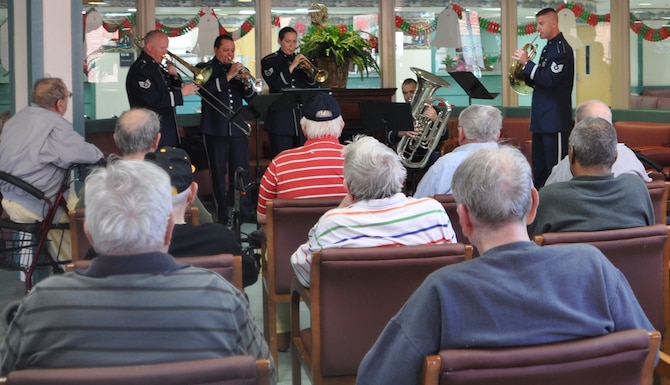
232,255,243,291
291,277,311,309
654,351,670,378
421,354,441,385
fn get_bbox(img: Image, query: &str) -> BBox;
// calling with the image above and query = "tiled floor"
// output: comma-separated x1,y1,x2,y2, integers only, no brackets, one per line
0,222,311,384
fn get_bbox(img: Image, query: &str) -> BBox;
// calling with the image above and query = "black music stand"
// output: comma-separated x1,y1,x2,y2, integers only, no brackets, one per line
231,93,283,181
448,71,499,105
358,101,413,144
270,87,332,111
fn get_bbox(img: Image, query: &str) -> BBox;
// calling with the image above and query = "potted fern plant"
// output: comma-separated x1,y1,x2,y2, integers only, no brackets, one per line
300,24,381,88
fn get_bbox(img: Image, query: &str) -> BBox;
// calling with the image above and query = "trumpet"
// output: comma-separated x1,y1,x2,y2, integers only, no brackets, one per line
134,36,250,135
233,62,264,93
297,56,328,83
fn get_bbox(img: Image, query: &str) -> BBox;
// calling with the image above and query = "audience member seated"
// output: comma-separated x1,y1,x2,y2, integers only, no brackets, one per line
84,147,241,260
545,99,650,185
356,146,655,385
256,93,347,225
529,117,654,236
75,108,213,224
0,159,276,383
291,135,457,288
0,77,103,262
414,104,501,197
256,92,348,351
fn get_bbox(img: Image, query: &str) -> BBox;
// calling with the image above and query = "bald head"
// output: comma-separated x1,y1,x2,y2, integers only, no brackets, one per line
575,100,612,124
113,108,161,157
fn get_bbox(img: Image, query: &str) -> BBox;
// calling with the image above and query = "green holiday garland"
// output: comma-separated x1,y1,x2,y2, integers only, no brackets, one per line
86,2,670,44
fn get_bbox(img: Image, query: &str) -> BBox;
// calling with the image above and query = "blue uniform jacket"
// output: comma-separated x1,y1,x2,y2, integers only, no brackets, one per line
196,58,257,137
523,32,574,134
126,51,185,146
261,50,319,136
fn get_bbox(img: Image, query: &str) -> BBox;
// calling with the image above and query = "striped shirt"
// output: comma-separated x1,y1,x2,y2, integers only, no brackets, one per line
291,193,457,287
0,253,276,383
256,137,346,219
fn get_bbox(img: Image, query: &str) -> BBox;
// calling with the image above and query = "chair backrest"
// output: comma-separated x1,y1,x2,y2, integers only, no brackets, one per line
313,243,473,377
646,180,669,224
69,206,202,263
422,329,659,385
70,254,244,291
1,356,271,385
432,194,464,242
68,208,87,263
534,224,670,341
265,198,341,294
432,195,478,258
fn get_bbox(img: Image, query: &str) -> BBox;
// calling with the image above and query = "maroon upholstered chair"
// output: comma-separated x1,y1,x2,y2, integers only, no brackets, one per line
262,198,341,365
291,243,473,385
645,180,669,224
534,224,670,353
68,206,200,263
431,194,479,258
68,254,243,291
0,356,271,385
422,330,660,385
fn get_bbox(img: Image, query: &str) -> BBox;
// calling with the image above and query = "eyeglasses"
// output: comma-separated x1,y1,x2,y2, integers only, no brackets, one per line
68,92,73,99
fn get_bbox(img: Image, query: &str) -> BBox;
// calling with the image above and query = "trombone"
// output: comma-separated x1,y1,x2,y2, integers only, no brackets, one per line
134,36,251,135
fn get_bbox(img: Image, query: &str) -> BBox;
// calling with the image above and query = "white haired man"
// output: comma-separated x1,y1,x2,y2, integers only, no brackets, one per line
0,160,276,384
356,146,654,385
544,99,650,185
291,135,457,288
414,104,502,197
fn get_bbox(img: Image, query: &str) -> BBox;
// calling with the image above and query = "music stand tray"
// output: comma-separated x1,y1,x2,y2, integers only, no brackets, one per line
271,88,332,111
358,101,413,143
448,71,499,105
230,94,283,123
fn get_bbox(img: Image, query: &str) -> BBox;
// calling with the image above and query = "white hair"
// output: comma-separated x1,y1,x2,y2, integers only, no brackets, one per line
85,160,172,255
300,115,343,139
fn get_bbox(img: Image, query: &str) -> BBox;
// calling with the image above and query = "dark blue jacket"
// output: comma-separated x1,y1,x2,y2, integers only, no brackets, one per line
261,50,319,136
126,51,184,146
523,32,574,134
196,58,256,137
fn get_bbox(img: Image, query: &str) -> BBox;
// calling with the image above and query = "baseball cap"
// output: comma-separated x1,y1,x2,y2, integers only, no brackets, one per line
302,93,341,122
144,147,195,195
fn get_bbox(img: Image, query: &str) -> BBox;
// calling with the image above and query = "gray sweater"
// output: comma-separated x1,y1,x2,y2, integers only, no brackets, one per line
529,173,654,237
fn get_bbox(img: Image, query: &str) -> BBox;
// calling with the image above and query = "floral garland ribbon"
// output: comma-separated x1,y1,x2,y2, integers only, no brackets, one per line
90,2,669,44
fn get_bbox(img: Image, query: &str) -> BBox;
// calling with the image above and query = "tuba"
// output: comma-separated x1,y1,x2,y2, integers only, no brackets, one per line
397,67,452,169
508,34,539,95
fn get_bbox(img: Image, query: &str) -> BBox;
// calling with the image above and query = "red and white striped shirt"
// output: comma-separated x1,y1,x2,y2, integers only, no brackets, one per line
256,137,346,219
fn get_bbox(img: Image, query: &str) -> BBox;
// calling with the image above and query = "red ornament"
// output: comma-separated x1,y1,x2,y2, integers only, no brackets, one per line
395,15,403,28
525,23,533,35
645,28,654,41
340,24,347,33
604,14,611,22
587,13,598,26
572,4,584,17
631,21,643,34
